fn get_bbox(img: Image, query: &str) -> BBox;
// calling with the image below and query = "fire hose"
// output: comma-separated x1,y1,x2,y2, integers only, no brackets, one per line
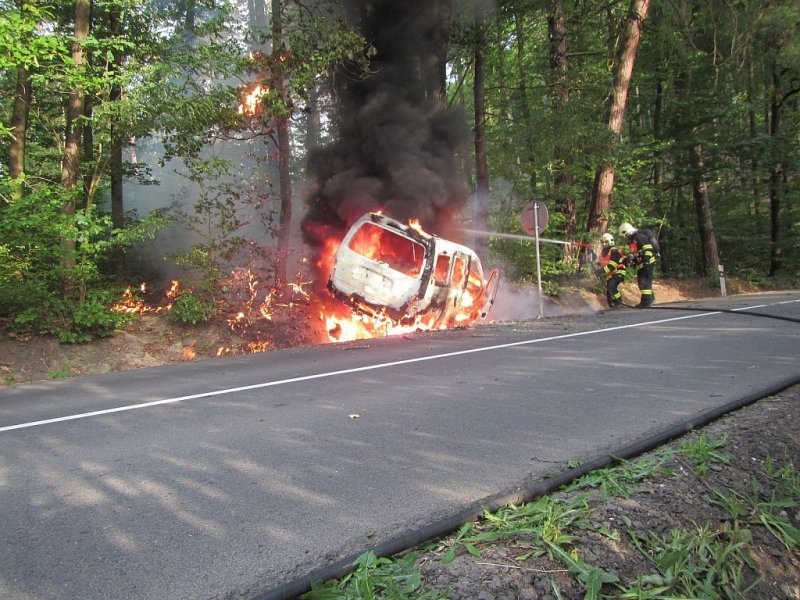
618,303,800,324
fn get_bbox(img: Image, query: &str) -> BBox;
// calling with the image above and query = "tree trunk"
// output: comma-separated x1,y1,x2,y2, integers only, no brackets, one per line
766,63,793,277
9,63,31,199
8,0,31,196
272,0,292,289
473,18,489,259
82,94,94,206
652,79,663,188
767,92,782,277
675,65,720,277
431,0,454,99
306,84,320,150
548,0,576,238
513,7,535,194
745,57,760,217
184,0,195,34
688,143,720,276
109,4,125,278
60,0,91,293
586,0,650,234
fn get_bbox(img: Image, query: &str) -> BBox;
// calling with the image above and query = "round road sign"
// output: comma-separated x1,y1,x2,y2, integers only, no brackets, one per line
520,201,548,236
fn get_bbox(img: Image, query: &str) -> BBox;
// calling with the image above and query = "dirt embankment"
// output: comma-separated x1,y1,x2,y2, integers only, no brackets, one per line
0,277,757,386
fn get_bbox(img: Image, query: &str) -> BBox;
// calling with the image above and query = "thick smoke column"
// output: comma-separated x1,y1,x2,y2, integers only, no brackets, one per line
303,0,471,252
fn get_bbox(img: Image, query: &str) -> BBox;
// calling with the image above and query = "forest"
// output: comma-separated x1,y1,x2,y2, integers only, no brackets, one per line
0,0,798,343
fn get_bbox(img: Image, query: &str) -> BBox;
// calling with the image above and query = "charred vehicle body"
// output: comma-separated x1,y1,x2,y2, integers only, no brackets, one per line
327,213,500,327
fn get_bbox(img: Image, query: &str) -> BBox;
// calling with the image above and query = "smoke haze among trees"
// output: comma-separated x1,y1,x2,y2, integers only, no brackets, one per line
0,0,797,342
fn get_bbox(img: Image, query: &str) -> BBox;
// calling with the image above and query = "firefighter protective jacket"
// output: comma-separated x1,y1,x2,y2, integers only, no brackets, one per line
626,230,657,266
597,246,626,279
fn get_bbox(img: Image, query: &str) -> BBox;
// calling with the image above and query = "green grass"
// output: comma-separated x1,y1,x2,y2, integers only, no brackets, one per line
303,438,798,600
47,364,71,379
563,452,675,498
677,433,729,475
302,551,446,600
623,522,759,598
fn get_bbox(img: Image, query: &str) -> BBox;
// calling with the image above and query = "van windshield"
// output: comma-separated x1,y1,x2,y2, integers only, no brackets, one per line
347,222,425,277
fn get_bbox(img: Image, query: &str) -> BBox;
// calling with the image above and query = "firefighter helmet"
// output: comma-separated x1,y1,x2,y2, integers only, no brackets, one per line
618,222,637,237
600,233,614,247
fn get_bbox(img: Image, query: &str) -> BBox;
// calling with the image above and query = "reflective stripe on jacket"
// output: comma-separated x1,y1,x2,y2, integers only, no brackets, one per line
628,232,657,266
600,246,626,278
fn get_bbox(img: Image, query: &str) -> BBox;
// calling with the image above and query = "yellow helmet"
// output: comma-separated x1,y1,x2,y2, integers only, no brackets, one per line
618,222,637,237
600,233,614,247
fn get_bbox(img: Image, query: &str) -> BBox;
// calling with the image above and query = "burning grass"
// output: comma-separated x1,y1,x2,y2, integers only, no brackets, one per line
108,211,501,361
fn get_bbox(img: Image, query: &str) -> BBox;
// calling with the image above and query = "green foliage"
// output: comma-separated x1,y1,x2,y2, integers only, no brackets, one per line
0,3,67,70
303,551,445,600
0,179,167,341
447,0,800,282
438,495,593,564
546,542,620,599
306,439,796,600
172,290,216,325
47,364,71,380
711,480,800,552
13,288,134,343
625,523,758,598
487,206,583,289
1,0,798,336
261,11,370,112
677,433,729,476
563,454,676,498
762,455,800,497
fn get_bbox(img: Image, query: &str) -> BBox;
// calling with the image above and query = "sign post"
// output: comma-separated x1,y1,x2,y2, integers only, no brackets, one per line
520,201,549,319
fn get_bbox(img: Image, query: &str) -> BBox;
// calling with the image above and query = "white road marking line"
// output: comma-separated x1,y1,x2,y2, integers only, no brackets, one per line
0,302,792,433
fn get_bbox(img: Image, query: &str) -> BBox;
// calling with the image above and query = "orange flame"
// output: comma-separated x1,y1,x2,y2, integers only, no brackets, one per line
112,280,181,315
238,83,265,116
315,216,483,343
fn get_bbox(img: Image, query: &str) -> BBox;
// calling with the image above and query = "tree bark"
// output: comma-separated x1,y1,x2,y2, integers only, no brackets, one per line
688,143,719,276
473,18,489,259
512,6,535,194
272,0,292,289
306,84,320,150
586,0,650,234
765,64,800,276
109,4,125,278
675,65,720,277
548,0,576,238
9,63,31,199
431,0,454,99
60,0,91,292
8,0,31,193
767,78,782,277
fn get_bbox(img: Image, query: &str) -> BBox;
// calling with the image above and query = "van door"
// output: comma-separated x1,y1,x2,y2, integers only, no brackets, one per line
426,252,452,314
436,252,469,326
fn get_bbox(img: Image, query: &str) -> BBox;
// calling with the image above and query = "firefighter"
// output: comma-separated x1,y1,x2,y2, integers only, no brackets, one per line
618,222,657,307
595,232,626,308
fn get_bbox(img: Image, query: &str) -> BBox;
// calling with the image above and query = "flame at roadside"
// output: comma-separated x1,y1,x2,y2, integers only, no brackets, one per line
311,215,481,343
112,280,180,315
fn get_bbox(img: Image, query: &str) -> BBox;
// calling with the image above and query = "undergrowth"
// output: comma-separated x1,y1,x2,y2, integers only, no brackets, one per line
303,432,798,599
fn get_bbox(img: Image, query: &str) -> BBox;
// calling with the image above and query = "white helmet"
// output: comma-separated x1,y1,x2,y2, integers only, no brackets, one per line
600,233,614,246
618,222,637,237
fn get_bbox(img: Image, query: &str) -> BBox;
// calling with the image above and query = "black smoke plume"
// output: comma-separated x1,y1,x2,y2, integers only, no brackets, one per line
302,0,473,252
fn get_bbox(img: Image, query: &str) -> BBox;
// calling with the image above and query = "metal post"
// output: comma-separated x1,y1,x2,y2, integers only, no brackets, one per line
534,202,544,319
718,264,726,296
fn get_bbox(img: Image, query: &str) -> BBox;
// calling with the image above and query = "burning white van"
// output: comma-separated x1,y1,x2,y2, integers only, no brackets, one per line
327,213,500,328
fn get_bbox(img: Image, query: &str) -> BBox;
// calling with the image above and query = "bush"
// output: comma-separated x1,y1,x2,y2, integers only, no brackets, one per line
12,289,134,343
172,291,216,324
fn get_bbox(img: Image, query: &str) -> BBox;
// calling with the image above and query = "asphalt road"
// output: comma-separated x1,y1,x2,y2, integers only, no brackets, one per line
1,291,799,600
